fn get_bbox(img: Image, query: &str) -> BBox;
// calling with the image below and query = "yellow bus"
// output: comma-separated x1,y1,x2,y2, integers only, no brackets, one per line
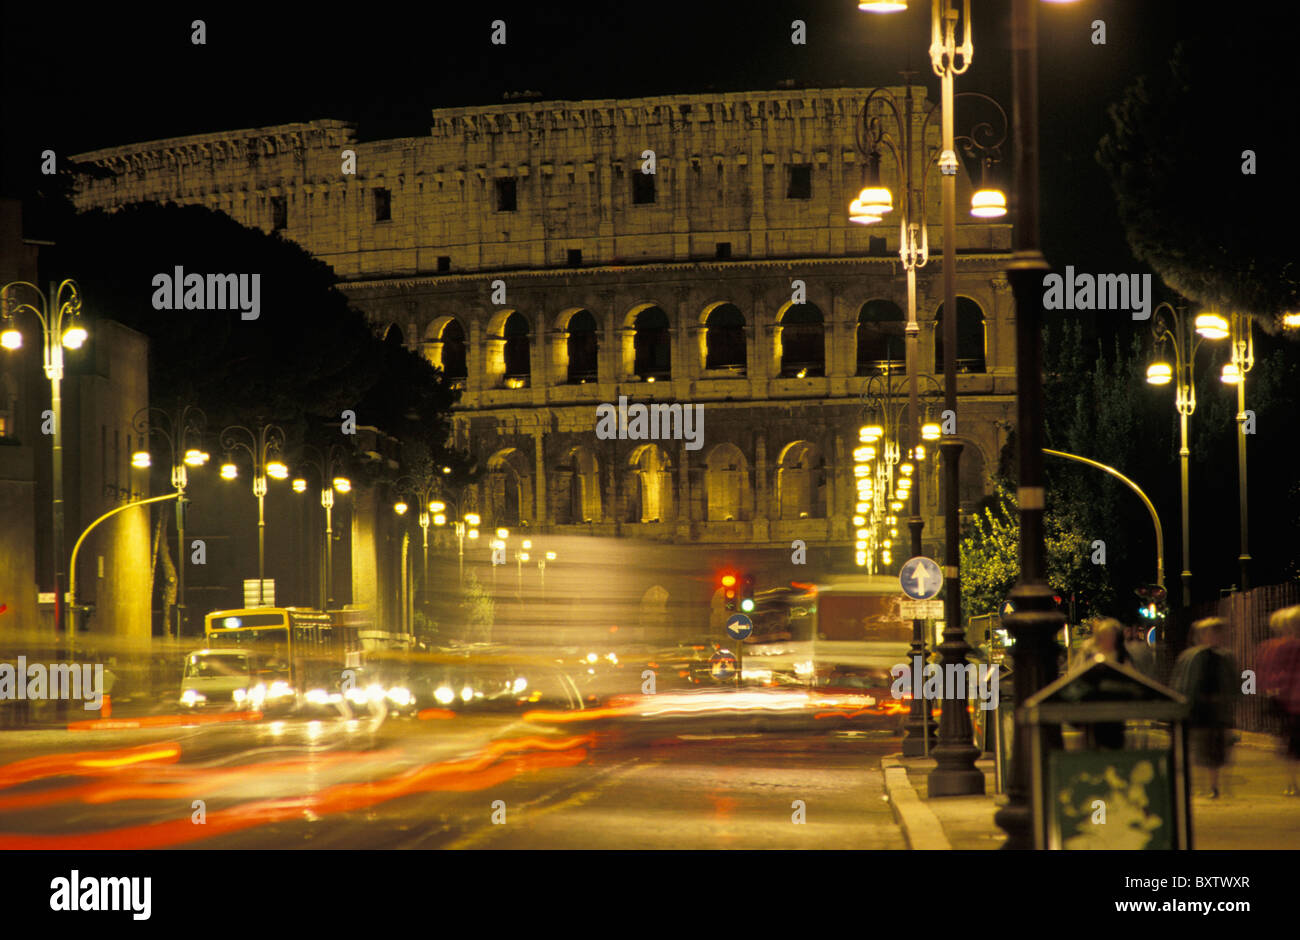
195,607,362,709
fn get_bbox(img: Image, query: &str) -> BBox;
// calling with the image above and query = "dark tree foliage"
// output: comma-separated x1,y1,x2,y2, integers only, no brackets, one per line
44,202,463,473
1097,39,1300,330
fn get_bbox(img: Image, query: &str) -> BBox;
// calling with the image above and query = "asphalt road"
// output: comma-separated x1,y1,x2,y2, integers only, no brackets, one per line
0,713,907,850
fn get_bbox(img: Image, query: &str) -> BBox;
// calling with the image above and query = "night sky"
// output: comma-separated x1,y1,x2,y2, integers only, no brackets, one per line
4,1,1276,283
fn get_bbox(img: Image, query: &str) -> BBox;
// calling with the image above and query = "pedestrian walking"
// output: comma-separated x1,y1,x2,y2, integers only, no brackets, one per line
1124,623,1156,678
1258,605,1300,796
1087,618,1128,749
1171,617,1238,799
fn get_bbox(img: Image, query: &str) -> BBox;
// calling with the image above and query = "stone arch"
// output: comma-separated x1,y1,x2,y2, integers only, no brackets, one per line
561,308,599,384
776,302,825,377
623,302,672,380
485,309,531,387
382,322,404,347
775,439,827,520
625,443,675,523
554,444,602,524
423,315,467,381
934,296,986,374
704,442,752,522
702,302,747,374
639,585,670,639
486,447,532,527
856,299,906,375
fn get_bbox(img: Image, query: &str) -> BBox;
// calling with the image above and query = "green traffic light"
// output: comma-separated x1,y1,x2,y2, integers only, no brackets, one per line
741,598,754,613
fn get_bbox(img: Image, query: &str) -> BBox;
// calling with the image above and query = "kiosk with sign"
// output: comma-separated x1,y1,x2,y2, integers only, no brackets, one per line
1023,657,1192,850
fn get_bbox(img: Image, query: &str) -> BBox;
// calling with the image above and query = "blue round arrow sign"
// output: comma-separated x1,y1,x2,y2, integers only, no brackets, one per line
724,613,753,640
899,556,943,600
710,650,738,680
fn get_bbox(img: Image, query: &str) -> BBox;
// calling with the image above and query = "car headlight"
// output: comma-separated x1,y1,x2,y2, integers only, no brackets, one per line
345,687,371,706
268,680,293,699
434,686,455,705
386,686,413,707
180,689,206,706
232,688,247,704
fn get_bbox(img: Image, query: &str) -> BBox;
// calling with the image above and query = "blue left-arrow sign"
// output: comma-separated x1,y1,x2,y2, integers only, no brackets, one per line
724,614,753,640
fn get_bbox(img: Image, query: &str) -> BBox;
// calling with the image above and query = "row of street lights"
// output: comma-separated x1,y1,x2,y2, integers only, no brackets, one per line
1145,305,1254,603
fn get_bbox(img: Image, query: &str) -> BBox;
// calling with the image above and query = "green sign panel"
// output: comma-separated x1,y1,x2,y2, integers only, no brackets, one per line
1047,749,1175,850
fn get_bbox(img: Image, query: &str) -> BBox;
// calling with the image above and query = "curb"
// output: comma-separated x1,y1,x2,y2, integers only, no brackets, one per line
881,755,951,850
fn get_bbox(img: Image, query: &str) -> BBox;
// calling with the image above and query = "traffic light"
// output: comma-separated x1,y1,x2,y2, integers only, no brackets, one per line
740,574,756,613
1135,584,1168,620
721,573,737,611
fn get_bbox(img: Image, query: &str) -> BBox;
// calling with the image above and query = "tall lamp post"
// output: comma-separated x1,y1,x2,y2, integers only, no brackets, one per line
430,493,481,585
291,444,351,610
857,370,943,755
851,74,1006,761
1220,313,1254,591
131,404,209,637
1,279,88,640
219,423,288,607
1145,303,1227,607
859,0,999,796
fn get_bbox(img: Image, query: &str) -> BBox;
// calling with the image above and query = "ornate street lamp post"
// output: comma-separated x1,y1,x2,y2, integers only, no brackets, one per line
858,367,943,755
1220,313,1254,591
1145,303,1227,607
1,279,87,642
291,443,352,610
219,422,287,607
131,404,208,637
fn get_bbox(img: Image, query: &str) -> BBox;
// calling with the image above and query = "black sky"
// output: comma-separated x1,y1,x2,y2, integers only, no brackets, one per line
0,1,1280,294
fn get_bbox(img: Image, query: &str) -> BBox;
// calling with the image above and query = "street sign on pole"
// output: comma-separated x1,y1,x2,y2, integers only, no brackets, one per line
899,556,943,600
724,613,753,640
243,579,275,607
710,650,738,681
899,599,945,620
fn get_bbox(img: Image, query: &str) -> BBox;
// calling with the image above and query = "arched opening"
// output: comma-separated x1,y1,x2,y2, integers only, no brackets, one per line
503,312,531,385
776,440,827,520
566,309,598,383
778,303,824,377
438,319,467,380
705,303,746,373
934,297,986,374
487,449,530,526
705,443,750,522
856,299,906,375
555,445,601,524
632,306,671,380
639,585,670,640
626,444,674,523
383,323,405,347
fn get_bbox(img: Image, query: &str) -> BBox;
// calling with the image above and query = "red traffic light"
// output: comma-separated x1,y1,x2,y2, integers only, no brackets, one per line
721,574,737,588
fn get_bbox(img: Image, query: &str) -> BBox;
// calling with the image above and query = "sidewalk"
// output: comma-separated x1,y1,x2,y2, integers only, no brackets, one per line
883,732,1300,850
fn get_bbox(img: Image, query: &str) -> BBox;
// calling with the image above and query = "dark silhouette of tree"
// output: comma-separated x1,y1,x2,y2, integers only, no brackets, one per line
1097,40,1300,331
45,202,462,469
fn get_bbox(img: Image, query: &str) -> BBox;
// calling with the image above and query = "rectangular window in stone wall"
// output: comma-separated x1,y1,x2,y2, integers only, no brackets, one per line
567,248,582,267
632,172,655,205
437,256,451,273
786,164,812,200
270,195,287,231
373,187,391,222
496,178,517,212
